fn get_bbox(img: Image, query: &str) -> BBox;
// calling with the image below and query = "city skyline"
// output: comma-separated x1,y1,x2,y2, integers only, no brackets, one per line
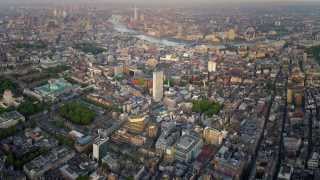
1,1,320,180
1,0,320,5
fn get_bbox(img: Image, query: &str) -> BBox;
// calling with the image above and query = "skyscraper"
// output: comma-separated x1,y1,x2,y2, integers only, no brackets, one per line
208,60,217,72
134,5,138,21
93,137,109,161
153,71,164,102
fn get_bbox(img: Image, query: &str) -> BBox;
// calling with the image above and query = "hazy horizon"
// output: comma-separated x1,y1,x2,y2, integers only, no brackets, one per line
1,0,320,5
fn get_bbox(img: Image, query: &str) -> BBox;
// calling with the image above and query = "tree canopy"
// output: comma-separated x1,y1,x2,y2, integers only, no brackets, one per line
308,45,320,65
59,102,96,125
15,41,47,50
0,79,18,95
17,98,47,117
192,99,222,117
74,43,106,55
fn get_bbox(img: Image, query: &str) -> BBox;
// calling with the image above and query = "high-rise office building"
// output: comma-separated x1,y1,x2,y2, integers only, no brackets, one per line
208,61,217,72
153,71,164,102
93,137,109,161
134,5,138,21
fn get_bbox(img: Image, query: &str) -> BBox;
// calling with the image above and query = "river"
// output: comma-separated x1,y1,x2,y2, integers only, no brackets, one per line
110,17,278,48
111,20,186,47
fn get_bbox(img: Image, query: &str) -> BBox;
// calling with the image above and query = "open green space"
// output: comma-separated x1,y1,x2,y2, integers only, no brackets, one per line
59,102,96,125
0,78,19,95
15,41,47,50
192,99,223,117
307,45,320,65
54,133,75,147
44,65,70,75
0,125,18,140
74,43,106,55
17,98,47,117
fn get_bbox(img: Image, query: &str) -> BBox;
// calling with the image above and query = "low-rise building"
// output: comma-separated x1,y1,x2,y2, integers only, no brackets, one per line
175,131,203,163
23,147,75,180
60,154,97,180
212,144,246,180
203,127,226,145
0,111,25,129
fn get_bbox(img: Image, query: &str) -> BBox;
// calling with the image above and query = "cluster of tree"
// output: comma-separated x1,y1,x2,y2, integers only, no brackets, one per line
15,41,47,50
164,79,174,87
54,133,74,147
265,80,274,92
59,102,96,125
0,107,5,114
44,65,70,76
192,99,223,117
74,43,106,55
52,119,65,129
17,98,47,117
308,45,320,65
0,106,15,115
0,125,17,140
5,147,48,169
0,79,18,95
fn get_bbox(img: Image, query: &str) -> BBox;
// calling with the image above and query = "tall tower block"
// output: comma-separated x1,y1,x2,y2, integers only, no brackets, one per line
153,71,164,102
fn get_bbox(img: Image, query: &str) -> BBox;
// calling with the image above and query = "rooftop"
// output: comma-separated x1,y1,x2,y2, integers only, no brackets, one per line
176,132,201,151
0,111,24,124
34,78,75,96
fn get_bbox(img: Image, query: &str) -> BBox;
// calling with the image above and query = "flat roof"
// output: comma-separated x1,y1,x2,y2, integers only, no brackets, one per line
0,111,24,123
176,134,198,151
94,137,109,145
34,78,74,96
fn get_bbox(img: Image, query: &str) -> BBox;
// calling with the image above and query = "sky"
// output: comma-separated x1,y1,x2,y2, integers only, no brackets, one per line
0,0,319,6
0,0,318,3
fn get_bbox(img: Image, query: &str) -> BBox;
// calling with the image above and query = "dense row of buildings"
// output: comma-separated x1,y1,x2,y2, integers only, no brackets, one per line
1,2,320,180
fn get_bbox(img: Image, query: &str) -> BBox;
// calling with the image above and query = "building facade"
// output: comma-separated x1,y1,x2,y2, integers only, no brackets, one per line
153,71,164,102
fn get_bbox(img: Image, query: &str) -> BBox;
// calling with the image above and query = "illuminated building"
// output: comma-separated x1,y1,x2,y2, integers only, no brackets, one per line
203,127,225,145
125,115,146,133
111,129,146,146
153,71,164,102
147,124,158,138
208,61,217,73
287,88,293,104
226,29,236,41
